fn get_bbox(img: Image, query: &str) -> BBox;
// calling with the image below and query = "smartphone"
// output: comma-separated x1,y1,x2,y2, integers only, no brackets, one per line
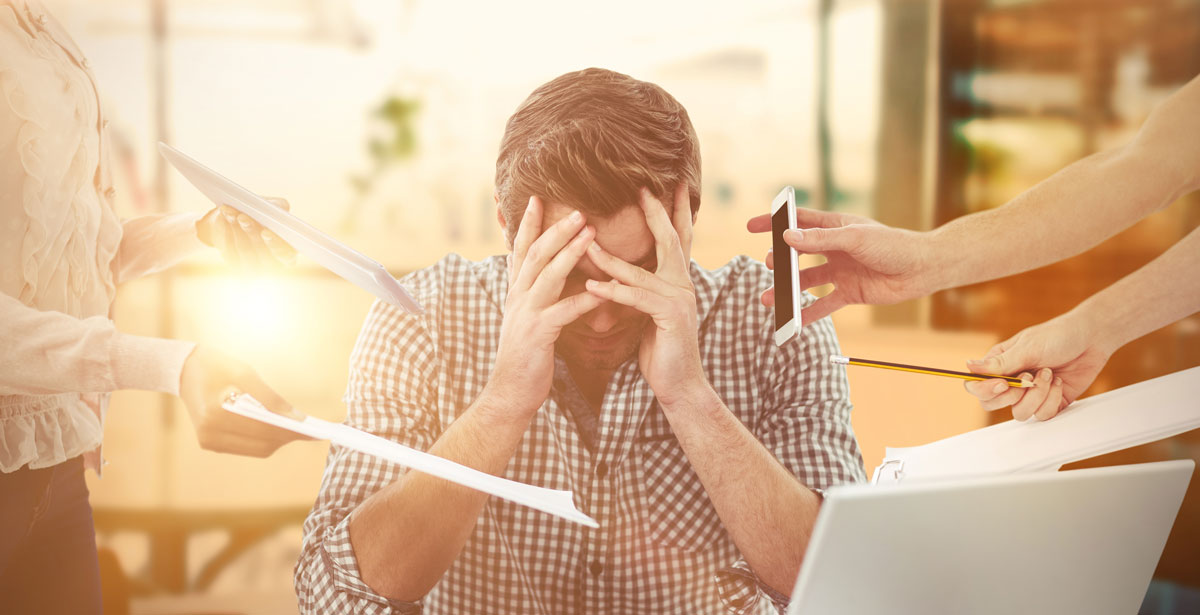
771,186,802,346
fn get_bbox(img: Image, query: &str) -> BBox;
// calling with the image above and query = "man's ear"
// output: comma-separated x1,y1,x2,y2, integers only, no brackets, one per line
494,192,512,249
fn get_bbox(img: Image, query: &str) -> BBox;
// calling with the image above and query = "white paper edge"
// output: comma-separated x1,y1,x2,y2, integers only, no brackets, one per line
224,395,598,528
158,142,423,315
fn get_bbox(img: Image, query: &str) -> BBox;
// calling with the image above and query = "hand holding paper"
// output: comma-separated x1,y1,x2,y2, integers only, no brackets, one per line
222,393,598,527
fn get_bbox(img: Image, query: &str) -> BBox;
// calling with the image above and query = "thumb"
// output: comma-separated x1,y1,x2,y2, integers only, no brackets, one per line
236,373,304,421
966,338,1031,377
783,226,859,254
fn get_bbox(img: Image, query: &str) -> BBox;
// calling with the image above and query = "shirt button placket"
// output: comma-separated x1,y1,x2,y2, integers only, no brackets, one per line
583,456,610,610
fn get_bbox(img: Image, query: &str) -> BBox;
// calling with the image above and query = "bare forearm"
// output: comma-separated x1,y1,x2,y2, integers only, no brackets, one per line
347,393,533,601
926,145,1181,291
926,75,1200,292
661,385,821,597
1071,224,1200,356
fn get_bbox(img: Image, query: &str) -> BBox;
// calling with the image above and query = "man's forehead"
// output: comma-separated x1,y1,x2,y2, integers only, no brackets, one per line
541,200,663,265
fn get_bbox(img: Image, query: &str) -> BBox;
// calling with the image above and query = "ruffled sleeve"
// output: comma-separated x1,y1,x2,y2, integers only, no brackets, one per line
113,211,206,284
0,290,196,397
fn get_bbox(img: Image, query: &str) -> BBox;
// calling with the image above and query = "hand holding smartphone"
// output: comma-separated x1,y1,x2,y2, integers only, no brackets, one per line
771,186,802,345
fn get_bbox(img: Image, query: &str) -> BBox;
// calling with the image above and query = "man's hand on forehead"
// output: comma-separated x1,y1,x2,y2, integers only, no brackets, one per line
583,183,707,407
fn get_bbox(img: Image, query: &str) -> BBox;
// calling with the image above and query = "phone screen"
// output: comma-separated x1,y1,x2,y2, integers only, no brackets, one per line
772,206,794,331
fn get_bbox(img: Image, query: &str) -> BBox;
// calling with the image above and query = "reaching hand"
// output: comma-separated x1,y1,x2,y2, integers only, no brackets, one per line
746,208,934,324
178,345,309,457
962,312,1113,421
585,184,707,408
196,198,297,268
485,196,607,419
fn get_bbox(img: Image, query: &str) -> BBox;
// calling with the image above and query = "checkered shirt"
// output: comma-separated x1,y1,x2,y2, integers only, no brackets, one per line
295,254,865,615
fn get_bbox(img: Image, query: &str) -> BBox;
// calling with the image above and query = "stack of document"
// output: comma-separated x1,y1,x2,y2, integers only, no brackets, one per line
874,366,1200,484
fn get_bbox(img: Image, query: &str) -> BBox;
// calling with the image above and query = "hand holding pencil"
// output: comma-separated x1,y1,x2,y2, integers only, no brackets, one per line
832,312,1113,422
961,312,1114,421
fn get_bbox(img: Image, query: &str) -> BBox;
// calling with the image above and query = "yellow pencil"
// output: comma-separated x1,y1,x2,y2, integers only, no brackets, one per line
830,355,1035,388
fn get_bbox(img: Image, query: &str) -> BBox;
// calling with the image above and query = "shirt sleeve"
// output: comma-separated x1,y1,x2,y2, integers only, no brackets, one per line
0,290,195,396
757,309,866,491
113,212,206,284
294,298,441,615
715,309,866,612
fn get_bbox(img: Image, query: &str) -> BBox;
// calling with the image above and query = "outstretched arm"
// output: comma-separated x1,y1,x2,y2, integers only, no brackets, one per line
964,223,1200,420
746,73,1200,324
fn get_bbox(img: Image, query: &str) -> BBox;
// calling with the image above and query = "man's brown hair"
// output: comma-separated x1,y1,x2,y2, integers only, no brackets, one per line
495,68,701,245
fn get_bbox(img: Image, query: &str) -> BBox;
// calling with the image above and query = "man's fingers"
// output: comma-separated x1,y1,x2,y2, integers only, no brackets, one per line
765,249,774,271
760,287,775,307
638,188,685,271
1033,377,1065,421
1012,368,1054,421
587,242,676,296
511,196,542,283
670,182,693,258
529,225,595,301
545,290,607,327
799,292,847,325
514,206,585,291
585,279,671,315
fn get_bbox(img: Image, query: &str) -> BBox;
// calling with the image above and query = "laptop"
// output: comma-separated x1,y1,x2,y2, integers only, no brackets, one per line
787,460,1194,615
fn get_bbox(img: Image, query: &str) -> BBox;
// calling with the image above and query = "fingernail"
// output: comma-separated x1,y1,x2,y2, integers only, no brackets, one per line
261,231,273,241
783,229,802,242
1039,368,1052,381
1054,377,1063,387
966,359,982,366
586,279,599,290
588,242,601,254
570,210,583,223
992,382,1006,394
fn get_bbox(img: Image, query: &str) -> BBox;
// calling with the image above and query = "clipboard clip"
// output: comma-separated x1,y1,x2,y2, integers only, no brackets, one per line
871,458,905,485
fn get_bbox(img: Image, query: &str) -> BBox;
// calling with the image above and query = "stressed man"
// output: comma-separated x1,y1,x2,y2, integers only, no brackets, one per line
295,68,864,615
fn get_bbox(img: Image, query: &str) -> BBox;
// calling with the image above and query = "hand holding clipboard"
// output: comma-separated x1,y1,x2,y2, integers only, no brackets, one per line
159,142,422,314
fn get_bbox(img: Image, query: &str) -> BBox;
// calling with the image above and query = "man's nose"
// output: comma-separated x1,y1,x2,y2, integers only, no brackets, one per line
582,301,622,334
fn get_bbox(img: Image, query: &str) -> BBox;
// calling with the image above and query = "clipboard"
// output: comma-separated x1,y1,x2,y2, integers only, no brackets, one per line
159,142,423,314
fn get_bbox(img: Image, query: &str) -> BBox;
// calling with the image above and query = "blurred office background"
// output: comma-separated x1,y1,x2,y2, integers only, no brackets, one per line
32,0,1198,612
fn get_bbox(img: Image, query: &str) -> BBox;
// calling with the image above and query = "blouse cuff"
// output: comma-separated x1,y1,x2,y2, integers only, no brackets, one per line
110,332,196,395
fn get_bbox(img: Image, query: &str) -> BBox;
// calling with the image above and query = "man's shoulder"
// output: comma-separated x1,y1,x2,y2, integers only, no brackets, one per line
366,253,507,330
692,255,782,317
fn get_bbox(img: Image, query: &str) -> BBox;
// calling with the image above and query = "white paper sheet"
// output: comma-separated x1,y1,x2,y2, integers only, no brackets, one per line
159,142,423,314
224,394,598,527
874,366,1200,484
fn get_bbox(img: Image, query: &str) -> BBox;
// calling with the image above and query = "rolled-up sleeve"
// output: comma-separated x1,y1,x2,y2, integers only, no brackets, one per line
294,298,440,614
757,312,865,493
715,310,866,613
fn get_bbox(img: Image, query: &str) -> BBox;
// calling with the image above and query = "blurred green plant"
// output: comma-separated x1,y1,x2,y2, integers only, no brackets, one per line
342,95,422,232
